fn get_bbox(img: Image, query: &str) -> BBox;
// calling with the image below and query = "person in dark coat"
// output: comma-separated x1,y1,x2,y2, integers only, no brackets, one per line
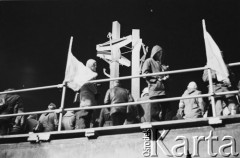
0,89,23,135
9,108,26,134
125,104,144,124
75,59,98,129
104,80,134,126
62,111,76,130
98,108,112,127
38,103,58,132
141,45,171,121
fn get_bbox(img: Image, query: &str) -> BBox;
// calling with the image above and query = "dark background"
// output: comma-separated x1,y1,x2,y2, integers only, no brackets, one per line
0,0,239,114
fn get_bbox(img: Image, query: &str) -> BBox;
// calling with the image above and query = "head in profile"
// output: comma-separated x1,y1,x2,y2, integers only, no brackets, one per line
86,59,97,72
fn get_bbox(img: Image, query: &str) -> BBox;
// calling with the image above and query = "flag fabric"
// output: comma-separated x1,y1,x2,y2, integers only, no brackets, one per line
202,19,229,82
63,37,97,91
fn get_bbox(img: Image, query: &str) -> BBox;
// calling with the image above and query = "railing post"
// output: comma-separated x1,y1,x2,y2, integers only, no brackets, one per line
207,68,216,117
58,82,67,131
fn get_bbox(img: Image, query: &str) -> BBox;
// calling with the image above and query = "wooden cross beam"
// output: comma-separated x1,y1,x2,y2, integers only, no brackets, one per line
131,29,141,100
109,21,121,88
96,21,141,100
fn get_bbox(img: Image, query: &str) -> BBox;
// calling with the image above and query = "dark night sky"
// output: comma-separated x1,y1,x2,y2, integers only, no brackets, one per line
0,0,239,113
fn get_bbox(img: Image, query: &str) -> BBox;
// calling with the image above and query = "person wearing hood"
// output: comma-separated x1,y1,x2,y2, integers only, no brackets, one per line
75,59,99,129
141,45,171,121
178,81,205,119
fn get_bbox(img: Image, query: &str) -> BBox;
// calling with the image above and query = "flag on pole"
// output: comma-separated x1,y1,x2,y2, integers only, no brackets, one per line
63,37,97,91
202,19,229,81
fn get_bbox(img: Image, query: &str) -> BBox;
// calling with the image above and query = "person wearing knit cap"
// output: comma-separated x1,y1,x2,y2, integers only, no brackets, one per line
75,59,99,129
141,45,172,121
178,81,205,119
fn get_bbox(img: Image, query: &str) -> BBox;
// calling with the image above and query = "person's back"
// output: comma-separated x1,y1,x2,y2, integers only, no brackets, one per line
104,80,134,125
62,111,75,130
179,82,204,119
104,83,133,114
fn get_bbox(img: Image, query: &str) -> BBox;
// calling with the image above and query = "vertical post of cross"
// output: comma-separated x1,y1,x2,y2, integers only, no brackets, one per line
110,21,121,88
131,29,140,100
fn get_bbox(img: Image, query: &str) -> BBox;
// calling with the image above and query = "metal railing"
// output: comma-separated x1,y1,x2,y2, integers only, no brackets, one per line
0,62,240,133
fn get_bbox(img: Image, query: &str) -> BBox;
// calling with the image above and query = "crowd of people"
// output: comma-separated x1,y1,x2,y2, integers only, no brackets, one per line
0,45,239,135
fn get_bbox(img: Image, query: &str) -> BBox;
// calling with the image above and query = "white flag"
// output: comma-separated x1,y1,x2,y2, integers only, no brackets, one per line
63,37,97,91
202,19,229,81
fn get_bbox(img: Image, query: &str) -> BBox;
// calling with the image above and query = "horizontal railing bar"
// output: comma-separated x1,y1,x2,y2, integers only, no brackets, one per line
0,62,240,118
0,90,239,118
1,114,240,139
88,66,207,83
88,62,240,84
1,62,240,95
63,90,240,111
0,92,239,119
0,109,59,118
228,62,240,67
65,94,212,111
0,84,63,95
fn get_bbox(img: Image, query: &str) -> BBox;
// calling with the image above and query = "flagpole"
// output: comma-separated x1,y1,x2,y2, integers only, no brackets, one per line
58,82,67,131
202,20,217,117
65,36,74,70
58,36,73,131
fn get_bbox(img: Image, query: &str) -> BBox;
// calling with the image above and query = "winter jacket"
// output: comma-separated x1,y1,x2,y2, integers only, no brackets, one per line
141,45,168,97
104,86,134,115
179,89,204,118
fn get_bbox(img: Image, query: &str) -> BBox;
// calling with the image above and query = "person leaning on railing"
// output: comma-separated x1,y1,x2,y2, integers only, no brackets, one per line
0,88,23,135
202,68,238,116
